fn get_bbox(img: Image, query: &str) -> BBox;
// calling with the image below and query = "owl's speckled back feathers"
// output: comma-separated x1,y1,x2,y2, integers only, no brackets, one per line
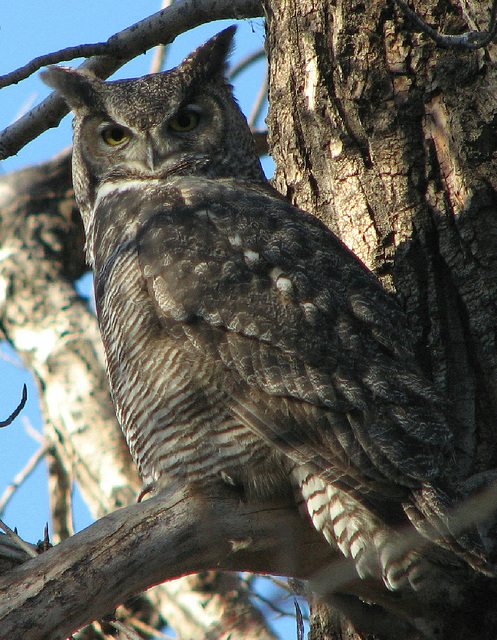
42,27,493,589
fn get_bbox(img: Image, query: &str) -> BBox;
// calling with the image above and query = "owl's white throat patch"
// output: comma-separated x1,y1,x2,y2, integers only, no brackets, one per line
94,179,160,210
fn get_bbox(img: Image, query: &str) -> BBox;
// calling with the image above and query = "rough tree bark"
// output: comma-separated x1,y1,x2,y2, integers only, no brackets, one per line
264,0,497,637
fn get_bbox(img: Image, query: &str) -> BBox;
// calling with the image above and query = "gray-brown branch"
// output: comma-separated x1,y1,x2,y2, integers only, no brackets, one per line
393,0,497,49
0,488,334,640
0,383,27,427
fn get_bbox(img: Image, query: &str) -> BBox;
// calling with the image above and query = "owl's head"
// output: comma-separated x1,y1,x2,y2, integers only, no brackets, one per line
41,27,265,217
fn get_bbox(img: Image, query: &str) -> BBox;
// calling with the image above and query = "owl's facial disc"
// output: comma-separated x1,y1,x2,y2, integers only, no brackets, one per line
92,103,208,177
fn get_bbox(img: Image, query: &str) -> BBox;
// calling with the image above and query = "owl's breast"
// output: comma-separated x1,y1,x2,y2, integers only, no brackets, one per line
93,237,289,498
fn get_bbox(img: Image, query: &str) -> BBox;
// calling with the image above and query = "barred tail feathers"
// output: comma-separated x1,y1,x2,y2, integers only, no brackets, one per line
291,466,427,591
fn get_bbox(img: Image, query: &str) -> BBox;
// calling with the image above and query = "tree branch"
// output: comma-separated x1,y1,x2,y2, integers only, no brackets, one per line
0,384,27,427
0,0,263,161
0,488,334,640
0,45,121,89
0,441,49,516
393,0,497,49
229,48,266,80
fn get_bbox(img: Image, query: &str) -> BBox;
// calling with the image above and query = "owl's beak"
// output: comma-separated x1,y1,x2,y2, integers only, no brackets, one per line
142,131,165,172
146,143,172,174
146,145,157,172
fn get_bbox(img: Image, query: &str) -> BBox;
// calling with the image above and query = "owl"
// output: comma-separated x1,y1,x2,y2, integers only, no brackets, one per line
41,27,492,591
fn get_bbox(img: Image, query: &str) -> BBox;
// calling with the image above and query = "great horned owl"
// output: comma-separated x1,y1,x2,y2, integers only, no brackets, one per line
41,27,492,590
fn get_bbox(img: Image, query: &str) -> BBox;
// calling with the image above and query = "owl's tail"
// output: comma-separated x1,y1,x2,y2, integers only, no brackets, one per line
292,467,495,593
292,467,430,592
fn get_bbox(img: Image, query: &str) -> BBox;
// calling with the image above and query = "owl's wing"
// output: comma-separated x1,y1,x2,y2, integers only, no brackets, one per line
136,186,452,492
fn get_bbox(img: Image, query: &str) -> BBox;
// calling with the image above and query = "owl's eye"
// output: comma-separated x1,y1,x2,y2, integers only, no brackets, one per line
101,125,129,146
168,108,200,133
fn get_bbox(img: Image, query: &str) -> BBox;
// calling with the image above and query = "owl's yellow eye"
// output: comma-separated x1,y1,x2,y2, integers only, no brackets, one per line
168,109,200,133
101,126,129,146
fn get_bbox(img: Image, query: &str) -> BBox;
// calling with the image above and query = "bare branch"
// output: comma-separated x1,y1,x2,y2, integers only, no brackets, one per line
244,577,297,619
150,43,169,75
0,384,27,428
0,441,49,516
0,532,31,571
0,44,119,89
0,488,333,640
109,621,143,640
115,606,172,639
23,415,44,444
229,48,266,80
248,68,268,128
0,0,263,161
149,0,176,74
6,479,495,640
393,0,497,49
0,518,38,559
295,600,305,640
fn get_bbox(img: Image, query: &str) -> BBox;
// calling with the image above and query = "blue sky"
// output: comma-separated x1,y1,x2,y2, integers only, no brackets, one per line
0,3,307,637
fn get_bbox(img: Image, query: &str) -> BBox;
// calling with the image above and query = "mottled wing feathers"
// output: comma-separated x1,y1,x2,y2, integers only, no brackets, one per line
137,181,452,491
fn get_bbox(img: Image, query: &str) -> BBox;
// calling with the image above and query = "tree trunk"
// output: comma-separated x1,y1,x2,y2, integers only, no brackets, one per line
264,0,497,637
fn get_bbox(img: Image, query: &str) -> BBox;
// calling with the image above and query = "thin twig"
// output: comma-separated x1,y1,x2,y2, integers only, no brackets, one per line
248,67,268,128
0,348,25,369
149,0,175,73
0,518,38,558
0,384,27,428
116,606,173,639
394,0,497,49
150,44,168,74
0,44,119,90
244,583,297,619
267,576,294,593
23,414,44,444
295,599,305,640
109,620,144,640
229,48,266,80
241,575,310,622
0,442,49,516
0,531,31,565
42,523,51,552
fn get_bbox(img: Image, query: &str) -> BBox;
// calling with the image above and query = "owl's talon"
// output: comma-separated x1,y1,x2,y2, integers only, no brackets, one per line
137,484,155,502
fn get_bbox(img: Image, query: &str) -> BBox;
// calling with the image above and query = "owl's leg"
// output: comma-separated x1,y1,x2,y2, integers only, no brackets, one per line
291,466,427,592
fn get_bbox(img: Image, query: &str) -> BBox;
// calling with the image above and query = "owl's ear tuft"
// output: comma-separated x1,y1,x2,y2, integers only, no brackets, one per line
40,66,100,112
179,26,237,82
